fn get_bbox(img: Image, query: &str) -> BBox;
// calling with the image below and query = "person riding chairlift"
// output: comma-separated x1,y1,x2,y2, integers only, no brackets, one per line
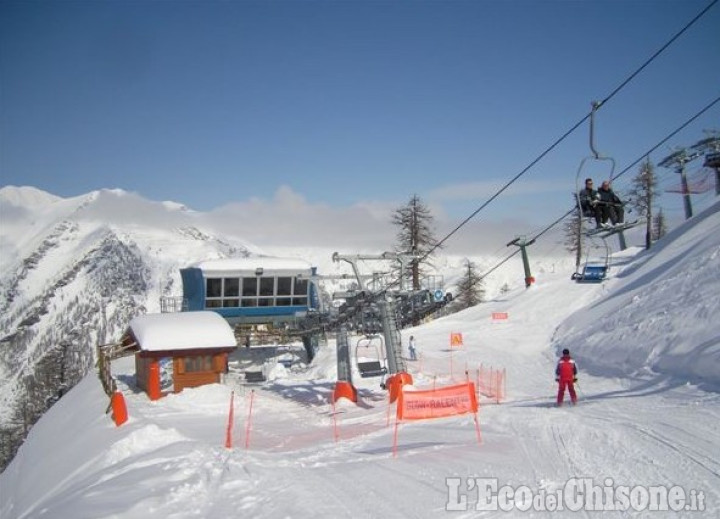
597,180,625,227
578,178,602,229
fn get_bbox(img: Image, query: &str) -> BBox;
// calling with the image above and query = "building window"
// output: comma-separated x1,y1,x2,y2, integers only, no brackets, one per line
184,355,213,372
242,277,257,297
205,273,311,309
295,278,308,296
259,277,274,297
277,277,292,296
293,277,309,306
206,278,222,298
224,278,239,297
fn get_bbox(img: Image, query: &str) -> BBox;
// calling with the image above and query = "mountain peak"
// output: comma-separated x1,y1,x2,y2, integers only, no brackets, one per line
0,186,62,208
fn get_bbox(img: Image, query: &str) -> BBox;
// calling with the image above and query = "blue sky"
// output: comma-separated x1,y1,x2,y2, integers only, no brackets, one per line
1,0,718,241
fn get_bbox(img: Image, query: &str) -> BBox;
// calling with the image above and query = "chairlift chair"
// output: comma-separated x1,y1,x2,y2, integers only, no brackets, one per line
355,335,388,378
572,262,608,283
572,233,611,283
575,103,617,230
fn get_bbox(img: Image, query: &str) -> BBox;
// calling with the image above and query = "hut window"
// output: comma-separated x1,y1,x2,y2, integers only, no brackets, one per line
184,355,213,372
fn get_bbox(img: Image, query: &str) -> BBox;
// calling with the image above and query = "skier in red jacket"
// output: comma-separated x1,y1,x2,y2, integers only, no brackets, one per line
556,348,578,406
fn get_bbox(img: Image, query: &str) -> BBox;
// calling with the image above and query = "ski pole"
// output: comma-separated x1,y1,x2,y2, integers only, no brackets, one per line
575,381,585,399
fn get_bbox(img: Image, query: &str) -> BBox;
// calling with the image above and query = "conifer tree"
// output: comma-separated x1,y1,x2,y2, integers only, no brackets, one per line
454,258,485,310
652,207,668,241
391,194,441,290
628,158,659,249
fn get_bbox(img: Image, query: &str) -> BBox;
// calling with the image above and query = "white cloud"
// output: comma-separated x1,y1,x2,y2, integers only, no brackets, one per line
206,186,398,250
202,185,562,257
427,178,569,202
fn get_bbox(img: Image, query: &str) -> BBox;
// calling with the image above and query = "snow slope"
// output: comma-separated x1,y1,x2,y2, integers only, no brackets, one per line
2,200,719,518
555,200,720,388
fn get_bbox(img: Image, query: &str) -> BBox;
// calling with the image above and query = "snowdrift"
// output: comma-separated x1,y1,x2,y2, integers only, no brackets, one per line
554,200,720,388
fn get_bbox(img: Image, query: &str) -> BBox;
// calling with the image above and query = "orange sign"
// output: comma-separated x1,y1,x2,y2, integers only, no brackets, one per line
397,382,478,421
450,332,464,347
492,312,509,320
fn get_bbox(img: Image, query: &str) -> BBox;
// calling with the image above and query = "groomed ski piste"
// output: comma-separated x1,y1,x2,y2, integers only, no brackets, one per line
2,202,719,518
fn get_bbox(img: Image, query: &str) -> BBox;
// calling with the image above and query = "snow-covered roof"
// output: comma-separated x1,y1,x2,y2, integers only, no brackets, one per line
191,257,313,276
128,312,237,352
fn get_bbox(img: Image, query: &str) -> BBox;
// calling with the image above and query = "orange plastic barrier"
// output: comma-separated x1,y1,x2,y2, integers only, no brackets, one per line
111,391,128,427
387,372,413,404
397,382,478,421
333,381,357,403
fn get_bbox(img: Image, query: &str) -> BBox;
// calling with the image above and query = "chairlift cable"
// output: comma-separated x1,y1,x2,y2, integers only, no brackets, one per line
420,1,718,263
595,0,718,110
534,95,718,244
611,94,720,182
328,5,719,320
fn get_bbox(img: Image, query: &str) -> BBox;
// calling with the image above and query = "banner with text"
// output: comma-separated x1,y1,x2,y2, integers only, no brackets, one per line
397,382,478,421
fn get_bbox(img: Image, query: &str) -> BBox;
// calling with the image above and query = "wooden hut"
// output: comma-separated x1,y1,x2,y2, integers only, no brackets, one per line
123,311,237,400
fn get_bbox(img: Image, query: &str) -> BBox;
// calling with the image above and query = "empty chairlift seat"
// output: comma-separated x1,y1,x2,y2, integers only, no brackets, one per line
244,370,267,383
355,336,388,378
572,263,608,283
357,360,387,378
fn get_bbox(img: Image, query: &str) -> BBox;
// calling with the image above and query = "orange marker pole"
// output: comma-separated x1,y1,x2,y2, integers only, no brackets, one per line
332,397,339,442
244,390,255,450
473,413,483,445
225,391,235,449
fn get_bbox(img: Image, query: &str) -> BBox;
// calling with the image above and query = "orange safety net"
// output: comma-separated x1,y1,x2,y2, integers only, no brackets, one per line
476,365,506,403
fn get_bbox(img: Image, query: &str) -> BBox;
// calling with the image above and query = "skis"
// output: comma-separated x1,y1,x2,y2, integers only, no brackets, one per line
585,219,640,236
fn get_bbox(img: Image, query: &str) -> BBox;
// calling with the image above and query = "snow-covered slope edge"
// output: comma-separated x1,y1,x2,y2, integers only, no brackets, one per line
554,200,720,388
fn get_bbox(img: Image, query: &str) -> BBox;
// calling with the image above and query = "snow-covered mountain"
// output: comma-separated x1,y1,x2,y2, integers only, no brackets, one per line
0,186,261,469
1,196,718,518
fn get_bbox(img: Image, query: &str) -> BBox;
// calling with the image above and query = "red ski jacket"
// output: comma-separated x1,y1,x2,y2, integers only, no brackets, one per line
556,355,577,382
